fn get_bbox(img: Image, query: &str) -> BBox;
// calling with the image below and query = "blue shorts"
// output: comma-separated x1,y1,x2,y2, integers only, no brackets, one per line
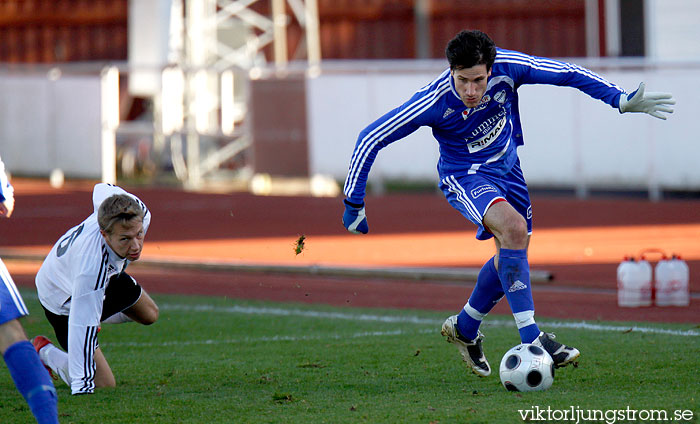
440,160,532,240
0,258,29,325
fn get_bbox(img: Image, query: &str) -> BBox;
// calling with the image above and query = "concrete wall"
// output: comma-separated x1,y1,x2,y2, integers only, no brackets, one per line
0,71,103,178
647,0,700,60
306,59,700,196
0,61,697,196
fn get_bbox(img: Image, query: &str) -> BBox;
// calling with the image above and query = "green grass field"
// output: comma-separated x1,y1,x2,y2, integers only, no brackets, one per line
2,290,698,423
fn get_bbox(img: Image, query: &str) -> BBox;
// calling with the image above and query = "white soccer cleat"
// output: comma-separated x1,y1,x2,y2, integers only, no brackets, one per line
441,315,491,377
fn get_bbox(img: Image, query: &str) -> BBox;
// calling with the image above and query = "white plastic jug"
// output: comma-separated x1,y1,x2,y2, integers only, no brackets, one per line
655,255,690,306
617,257,653,307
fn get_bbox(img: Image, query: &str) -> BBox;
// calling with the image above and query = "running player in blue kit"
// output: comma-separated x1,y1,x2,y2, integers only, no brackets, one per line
0,155,59,423
342,30,674,376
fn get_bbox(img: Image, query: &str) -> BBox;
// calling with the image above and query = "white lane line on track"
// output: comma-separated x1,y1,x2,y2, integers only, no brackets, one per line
152,303,699,338
104,328,436,348
17,290,699,339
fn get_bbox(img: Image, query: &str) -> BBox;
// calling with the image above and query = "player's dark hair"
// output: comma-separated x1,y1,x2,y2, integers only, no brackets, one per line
445,30,497,71
98,194,144,234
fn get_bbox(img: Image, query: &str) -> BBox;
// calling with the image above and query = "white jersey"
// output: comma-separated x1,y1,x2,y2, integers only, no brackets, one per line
36,183,151,394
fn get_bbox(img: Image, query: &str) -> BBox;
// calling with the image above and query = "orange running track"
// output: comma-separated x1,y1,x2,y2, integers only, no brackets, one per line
2,179,698,324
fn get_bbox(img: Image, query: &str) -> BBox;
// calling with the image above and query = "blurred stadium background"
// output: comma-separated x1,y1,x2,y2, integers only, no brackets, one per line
0,0,698,322
0,0,698,199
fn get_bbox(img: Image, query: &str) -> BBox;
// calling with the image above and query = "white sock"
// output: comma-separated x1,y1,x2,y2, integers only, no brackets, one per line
102,312,133,324
39,344,71,386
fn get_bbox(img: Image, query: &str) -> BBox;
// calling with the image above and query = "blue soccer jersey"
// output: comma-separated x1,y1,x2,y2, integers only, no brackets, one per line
343,48,626,204
0,155,26,325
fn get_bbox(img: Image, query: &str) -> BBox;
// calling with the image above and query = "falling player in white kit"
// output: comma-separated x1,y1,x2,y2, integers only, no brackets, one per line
33,183,159,395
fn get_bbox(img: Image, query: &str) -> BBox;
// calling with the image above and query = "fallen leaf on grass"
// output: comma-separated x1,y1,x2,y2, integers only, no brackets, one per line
272,392,295,403
298,362,326,369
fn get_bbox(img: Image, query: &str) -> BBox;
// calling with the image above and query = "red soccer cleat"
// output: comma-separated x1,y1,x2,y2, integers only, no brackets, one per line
31,336,57,380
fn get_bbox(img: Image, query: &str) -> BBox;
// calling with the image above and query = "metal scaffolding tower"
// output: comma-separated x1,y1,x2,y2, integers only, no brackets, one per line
161,0,320,189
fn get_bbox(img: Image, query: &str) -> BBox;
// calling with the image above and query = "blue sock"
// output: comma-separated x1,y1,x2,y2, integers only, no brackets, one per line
497,248,540,343
457,257,504,340
3,340,59,424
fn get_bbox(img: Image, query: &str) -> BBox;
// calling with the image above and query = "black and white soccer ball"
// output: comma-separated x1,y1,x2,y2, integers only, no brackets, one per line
499,343,554,392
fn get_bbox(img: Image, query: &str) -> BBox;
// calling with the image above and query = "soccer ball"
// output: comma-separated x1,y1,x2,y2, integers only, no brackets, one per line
499,343,554,392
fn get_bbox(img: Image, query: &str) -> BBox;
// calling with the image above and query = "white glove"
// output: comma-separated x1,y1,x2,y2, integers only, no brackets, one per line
619,82,675,120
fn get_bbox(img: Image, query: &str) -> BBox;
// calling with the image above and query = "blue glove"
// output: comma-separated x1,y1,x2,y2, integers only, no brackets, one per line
342,199,368,234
